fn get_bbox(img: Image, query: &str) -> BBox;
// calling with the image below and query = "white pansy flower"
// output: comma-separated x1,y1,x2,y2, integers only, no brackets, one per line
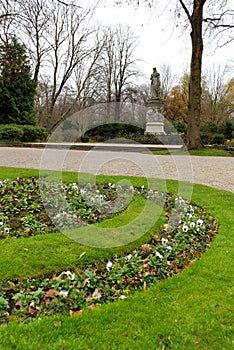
197,219,203,226
190,222,196,229
60,290,69,297
182,225,189,232
190,207,195,215
4,227,10,234
166,246,172,252
64,270,76,280
161,237,168,245
0,221,3,226
106,261,113,271
126,254,132,262
156,251,163,259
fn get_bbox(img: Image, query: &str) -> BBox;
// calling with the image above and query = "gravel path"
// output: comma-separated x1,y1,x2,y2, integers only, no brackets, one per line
0,147,233,193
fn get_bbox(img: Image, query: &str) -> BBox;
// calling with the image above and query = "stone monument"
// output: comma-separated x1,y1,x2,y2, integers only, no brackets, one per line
145,67,165,134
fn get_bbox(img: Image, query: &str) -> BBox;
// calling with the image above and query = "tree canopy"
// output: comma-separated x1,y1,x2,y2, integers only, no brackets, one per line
0,37,37,125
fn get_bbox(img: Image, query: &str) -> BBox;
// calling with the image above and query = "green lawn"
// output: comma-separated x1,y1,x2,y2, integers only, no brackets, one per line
148,147,232,157
0,166,233,349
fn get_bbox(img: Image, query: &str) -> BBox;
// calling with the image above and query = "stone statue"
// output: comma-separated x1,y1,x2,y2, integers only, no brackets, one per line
150,67,161,99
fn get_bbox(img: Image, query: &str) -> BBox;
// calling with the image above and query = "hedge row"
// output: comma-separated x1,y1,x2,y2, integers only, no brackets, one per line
0,124,48,142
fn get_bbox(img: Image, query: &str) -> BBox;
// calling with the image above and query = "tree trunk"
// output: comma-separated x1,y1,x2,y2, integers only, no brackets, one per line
186,0,206,150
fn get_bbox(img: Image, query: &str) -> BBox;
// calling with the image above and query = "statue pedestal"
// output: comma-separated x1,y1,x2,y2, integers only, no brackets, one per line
145,98,165,135
145,121,165,134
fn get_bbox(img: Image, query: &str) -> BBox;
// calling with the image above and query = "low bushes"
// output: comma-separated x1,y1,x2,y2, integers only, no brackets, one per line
201,121,234,145
0,124,48,142
210,133,226,145
0,124,24,141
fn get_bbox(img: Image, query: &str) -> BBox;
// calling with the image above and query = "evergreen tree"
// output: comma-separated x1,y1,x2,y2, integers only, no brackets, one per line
0,37,37,125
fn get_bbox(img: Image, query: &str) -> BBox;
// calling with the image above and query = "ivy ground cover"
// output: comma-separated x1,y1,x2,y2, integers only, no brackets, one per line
0,167,233,349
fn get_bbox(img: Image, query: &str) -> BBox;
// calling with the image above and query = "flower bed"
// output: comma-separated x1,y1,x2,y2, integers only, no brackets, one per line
0,178,131,238
0,178,218,324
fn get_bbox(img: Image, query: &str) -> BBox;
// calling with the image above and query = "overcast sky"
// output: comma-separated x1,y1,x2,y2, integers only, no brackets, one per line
88,0,234,84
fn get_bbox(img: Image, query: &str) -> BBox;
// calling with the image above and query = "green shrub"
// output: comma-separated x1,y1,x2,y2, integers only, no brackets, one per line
200,122,219,144
96,135,105,142
172,121,187,134
21,125,48,142
219,121,234,140
201,122,219,134
86,123,144,139
211,133,226,145
0,124,24,141
80,135,90,143
0,124,48,142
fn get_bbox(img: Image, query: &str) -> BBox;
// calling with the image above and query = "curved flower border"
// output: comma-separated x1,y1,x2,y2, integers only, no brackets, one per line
0,178,218,324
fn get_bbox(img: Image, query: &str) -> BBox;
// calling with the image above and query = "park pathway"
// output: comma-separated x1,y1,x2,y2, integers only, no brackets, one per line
0,147,233,193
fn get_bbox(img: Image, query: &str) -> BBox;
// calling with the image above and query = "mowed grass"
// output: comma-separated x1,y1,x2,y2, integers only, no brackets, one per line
148,147,232,157
0,167,233,349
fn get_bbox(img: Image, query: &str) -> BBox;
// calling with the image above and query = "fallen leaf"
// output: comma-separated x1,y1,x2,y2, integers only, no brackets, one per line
7,280,15,287
140,244,152,253
79,252,86,259
69,310,83,317
54,321,61,327
45,288,59,298
44,298,51,307
52,275,61,281
88,304,97,310
184,259,197,268
28,307,37,317
143,281,147,290
112,290,120,297
152,235,160,242
85,295,92,302
82,278,89,288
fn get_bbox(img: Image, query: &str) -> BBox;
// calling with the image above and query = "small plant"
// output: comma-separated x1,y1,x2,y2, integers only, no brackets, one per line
211,133,226,145
80,135,90,143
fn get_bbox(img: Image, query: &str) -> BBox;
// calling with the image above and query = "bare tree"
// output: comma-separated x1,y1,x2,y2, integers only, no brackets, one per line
202,64,232,124
159,63,177,98
47,30,106,131
39,1,99,131
15,0,52,84
99,25,140,120
0,0,17,43
115,0,234,149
